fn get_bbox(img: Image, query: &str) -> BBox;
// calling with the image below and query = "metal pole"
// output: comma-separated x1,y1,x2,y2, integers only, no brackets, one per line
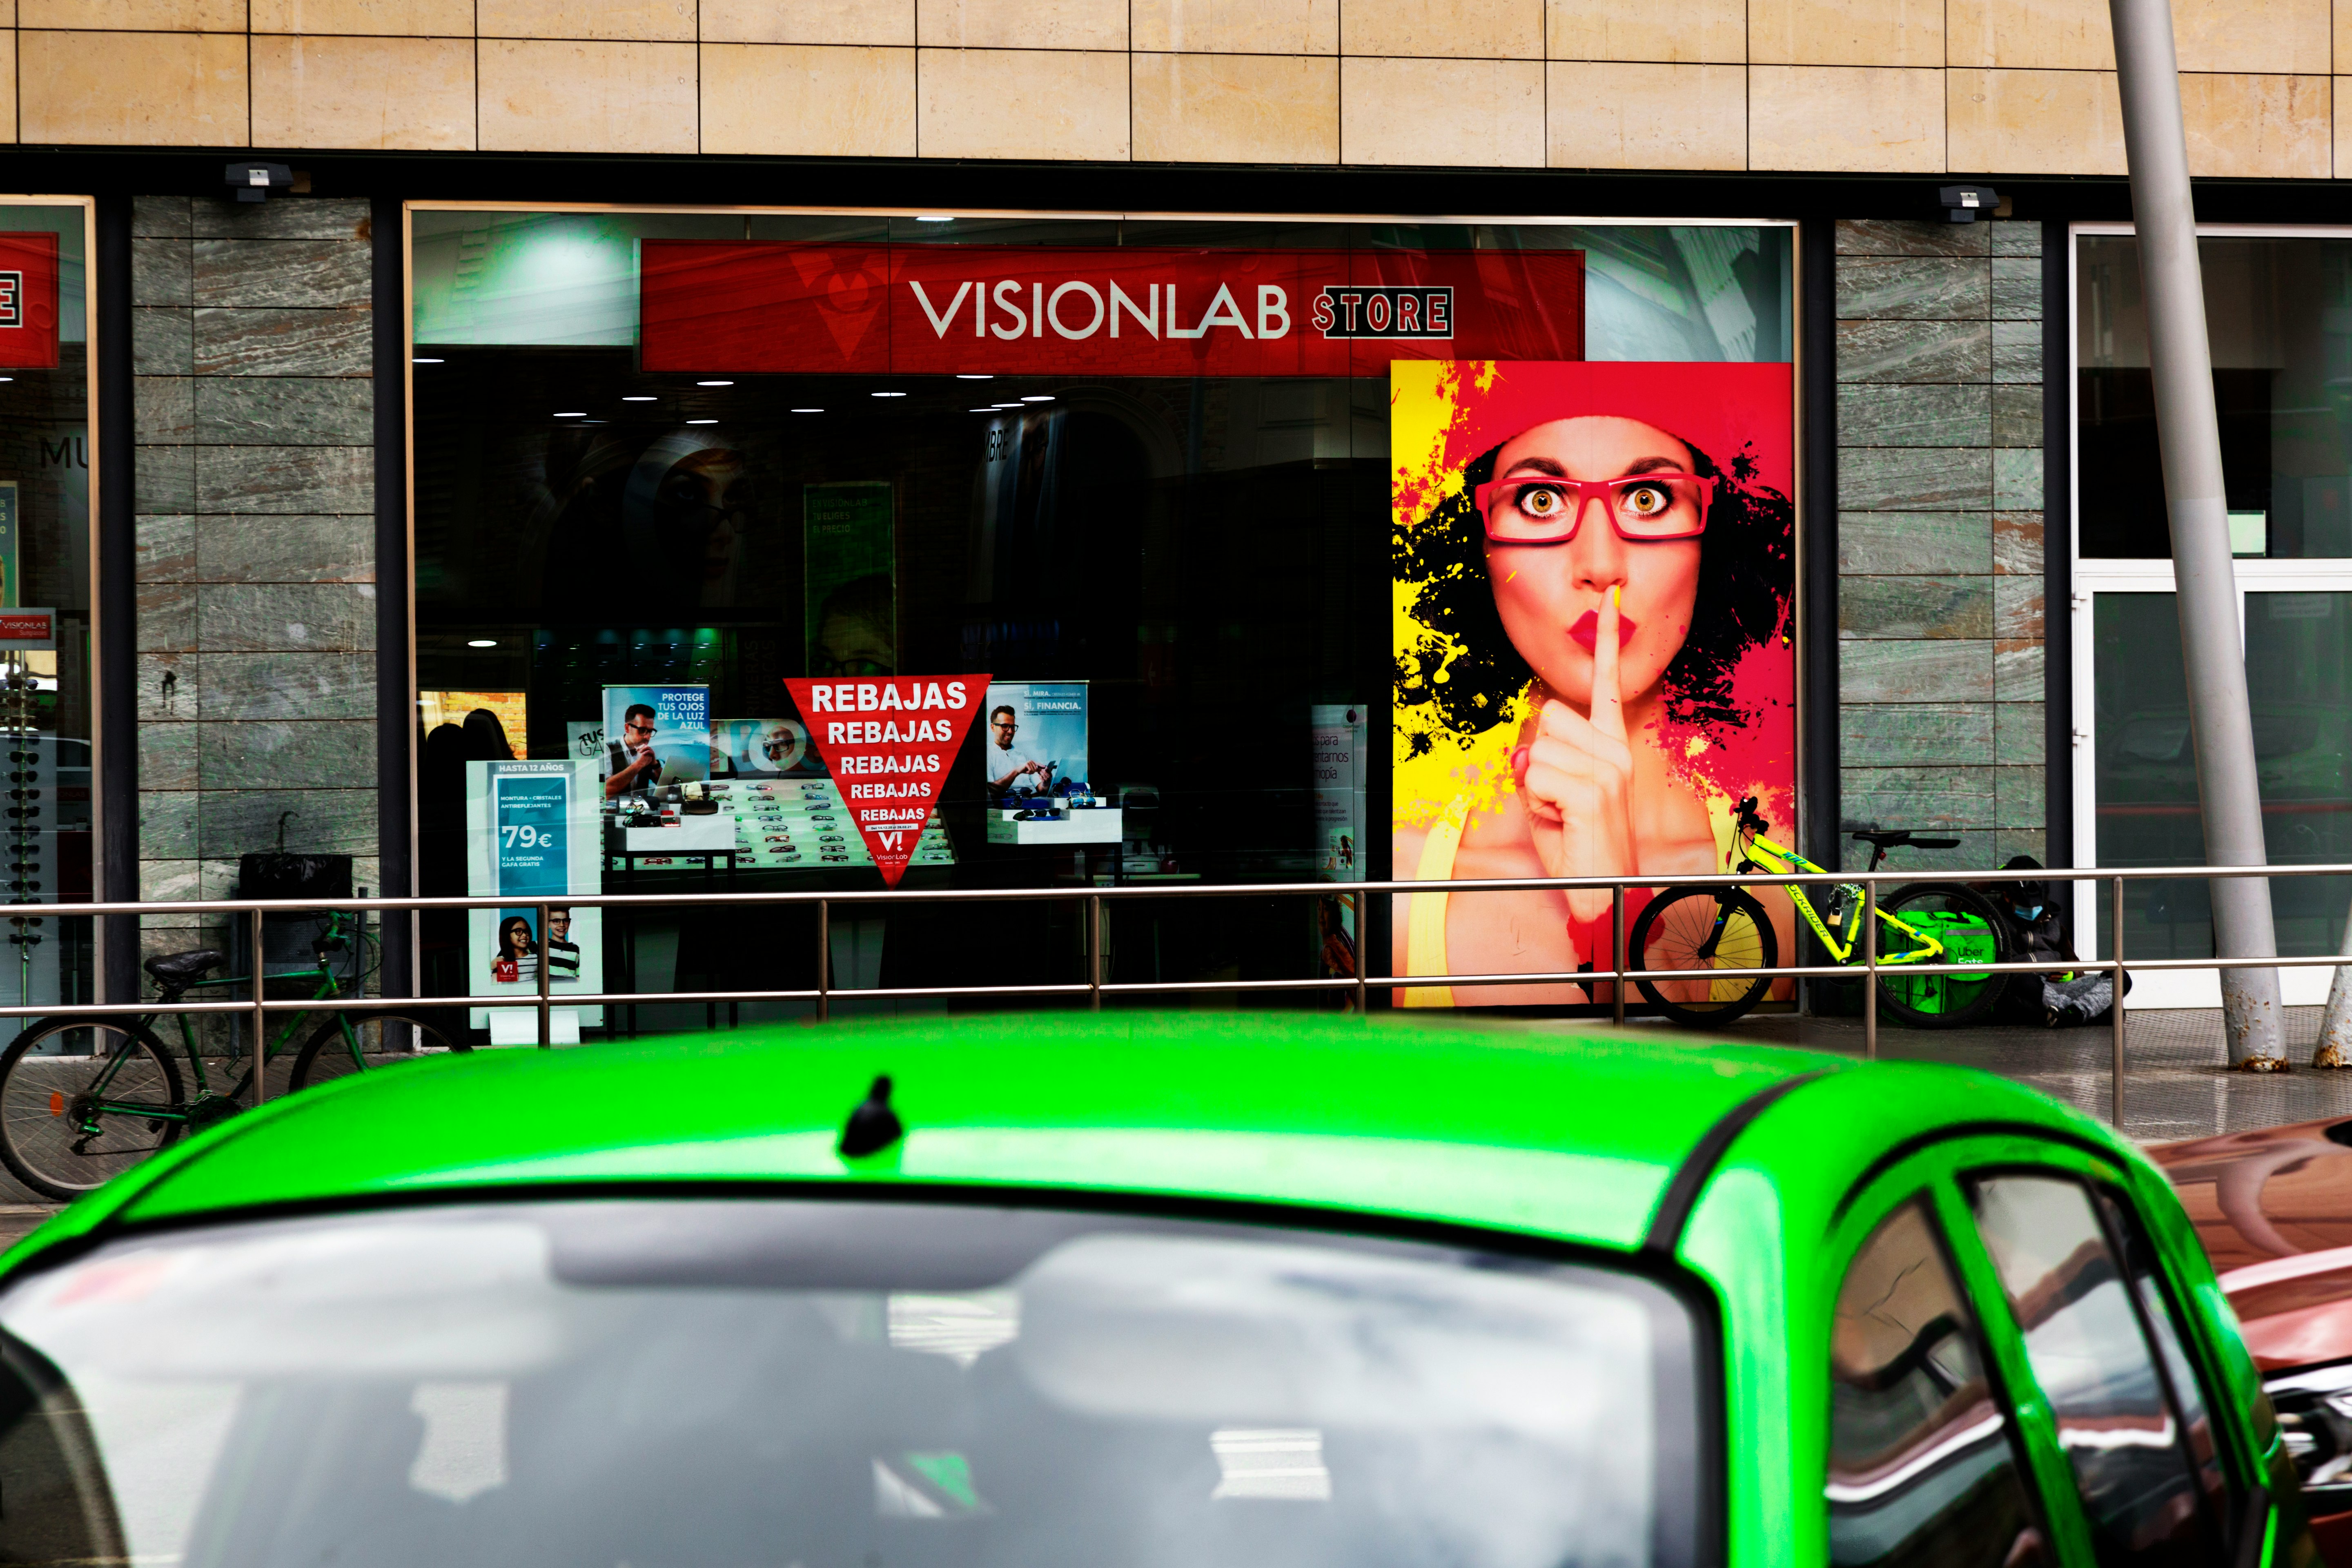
1352,891,1368,1015
1862,880,1878,1060
1088,894,1102,1011
249,906,268,1107
2111,875,2128,1125
1611,885,1626,1026
2109,0,2283,1065
815,899,829,1023
536,900,552,1048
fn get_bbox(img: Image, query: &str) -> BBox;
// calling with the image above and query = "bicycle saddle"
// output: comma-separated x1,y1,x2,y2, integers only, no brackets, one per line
1851,829,1962,851
143,947,224,986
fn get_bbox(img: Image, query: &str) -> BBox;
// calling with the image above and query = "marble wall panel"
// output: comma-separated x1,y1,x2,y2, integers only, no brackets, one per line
192,239,373,311
197,651,374,721
196,516,374,583
133,310,193,376
1840,638,1996,701
194,446,372,514
197,788,378,858
1841,574,1994,637
135,445,195,514
1835,218,1991,256
131,238,192,307
1839,765,1998,829
1839,444,1994,509
1839,702,1995,765
189,198,372,243
140,722,199,791
1995,701,2044,764
192,307,371,378
1835,256,1989,319
1836,510,1992,574
195,582,376,653
1836,382,1989,447
194,379,374,446
1836,317,1991,382
197,720,377,789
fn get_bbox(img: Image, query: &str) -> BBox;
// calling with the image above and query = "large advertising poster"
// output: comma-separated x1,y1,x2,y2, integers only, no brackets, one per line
979,681,1087,802
1391,361,1795,1008
465,759,605,1030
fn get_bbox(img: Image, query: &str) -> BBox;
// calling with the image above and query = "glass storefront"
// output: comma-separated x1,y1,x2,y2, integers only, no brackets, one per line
2078,229,2352,991
409,209,1792,1023
0,204,93,1013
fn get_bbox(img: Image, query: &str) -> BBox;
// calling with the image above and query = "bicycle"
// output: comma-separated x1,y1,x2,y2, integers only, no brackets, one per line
0,907,466,1200
1627,796,2013,1030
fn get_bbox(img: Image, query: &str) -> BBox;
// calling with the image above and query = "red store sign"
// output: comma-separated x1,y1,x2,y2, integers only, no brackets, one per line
641,243,1583,376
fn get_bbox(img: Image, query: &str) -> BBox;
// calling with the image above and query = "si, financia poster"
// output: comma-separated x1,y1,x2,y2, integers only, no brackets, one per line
1391,361,1795,1009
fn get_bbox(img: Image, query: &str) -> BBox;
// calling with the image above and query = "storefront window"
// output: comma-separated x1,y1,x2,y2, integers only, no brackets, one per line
2078,234,2352,559
0,205,92,1012
409,210,1790,1021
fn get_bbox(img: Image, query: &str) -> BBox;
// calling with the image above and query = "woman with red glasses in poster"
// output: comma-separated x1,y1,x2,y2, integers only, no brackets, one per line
1392,362,1795,1008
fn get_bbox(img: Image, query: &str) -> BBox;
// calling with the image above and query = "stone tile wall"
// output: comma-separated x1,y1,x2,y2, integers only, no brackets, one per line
1835,217,2044,874
131,194,376,978
0,2,2339,174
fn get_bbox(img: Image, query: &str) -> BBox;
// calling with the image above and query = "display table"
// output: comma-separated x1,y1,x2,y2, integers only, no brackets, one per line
984,807,1123,846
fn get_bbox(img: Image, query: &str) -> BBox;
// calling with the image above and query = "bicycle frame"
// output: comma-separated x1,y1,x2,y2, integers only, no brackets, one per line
67,910,374,1130
1735,826,1946,969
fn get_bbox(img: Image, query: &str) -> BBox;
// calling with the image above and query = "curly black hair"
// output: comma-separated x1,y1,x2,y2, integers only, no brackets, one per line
1394,432,1793,760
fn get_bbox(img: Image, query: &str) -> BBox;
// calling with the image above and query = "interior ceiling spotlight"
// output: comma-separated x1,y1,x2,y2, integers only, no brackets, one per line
466,639,497,648
696,379,733,387
412,356,444,365
872,390,907,398
791,408,823,414
1020,395,1054,403
956,374,993,380
553,410,586,418
622,394,656,402
1939,183,2000,223
687,418,718,425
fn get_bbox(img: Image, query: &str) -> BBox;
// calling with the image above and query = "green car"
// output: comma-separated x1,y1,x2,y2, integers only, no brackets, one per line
0,1015,2312,1568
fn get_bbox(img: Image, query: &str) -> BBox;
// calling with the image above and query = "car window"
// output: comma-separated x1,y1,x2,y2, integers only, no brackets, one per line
0,1200,1706,1568
1968,1174,2223,1567
1829,1198,2049,1567
2093,1189,2234,1535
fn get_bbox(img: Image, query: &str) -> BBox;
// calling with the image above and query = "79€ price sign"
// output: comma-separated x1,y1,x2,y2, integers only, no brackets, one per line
783,673,990,887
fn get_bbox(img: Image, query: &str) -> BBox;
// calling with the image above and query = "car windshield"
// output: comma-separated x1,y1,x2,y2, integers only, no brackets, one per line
0,1200,1703,1568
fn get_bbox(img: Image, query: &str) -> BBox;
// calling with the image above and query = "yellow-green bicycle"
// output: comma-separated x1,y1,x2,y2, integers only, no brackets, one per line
1627,795,2013,1029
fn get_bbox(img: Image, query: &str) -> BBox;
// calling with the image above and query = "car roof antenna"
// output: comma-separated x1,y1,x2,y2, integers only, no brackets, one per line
839,1075,904,1157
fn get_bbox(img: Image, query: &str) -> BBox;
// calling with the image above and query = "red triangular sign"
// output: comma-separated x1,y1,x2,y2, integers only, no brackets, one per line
783,673,991,888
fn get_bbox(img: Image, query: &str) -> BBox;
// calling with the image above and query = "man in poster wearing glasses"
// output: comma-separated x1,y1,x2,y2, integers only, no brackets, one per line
986,704,1055,802
605,704,662,799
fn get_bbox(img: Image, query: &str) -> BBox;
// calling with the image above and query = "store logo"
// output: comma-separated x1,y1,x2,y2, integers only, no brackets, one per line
1311,286,1452,339
0,272,22,329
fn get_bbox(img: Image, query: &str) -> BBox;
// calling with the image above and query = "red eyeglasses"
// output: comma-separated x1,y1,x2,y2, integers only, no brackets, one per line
1473,473,1715,545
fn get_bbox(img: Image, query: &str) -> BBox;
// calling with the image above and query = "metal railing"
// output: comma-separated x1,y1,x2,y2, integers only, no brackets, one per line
14,857,2352,1125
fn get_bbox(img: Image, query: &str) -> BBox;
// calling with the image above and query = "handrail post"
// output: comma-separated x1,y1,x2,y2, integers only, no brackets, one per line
1611,884,1626,1027
2111,873,2127,1127
1353,891,1368,1015
249,905,268,1107
1862,880,1878,1061
1088,894,1102,1011
536,900,552,1048
816,899,830,1022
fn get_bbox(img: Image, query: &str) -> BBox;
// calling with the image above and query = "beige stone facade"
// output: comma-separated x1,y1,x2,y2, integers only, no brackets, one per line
0,0,2342,174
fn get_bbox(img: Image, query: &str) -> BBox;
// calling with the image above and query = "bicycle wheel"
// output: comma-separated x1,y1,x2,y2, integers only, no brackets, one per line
0,1017,187,1202
289,1012,466,1091
1874,882,2011,1029
1630,887,1779,1028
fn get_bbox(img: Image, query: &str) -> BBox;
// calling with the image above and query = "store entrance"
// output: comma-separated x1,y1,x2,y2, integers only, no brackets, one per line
2074,562,2352,1004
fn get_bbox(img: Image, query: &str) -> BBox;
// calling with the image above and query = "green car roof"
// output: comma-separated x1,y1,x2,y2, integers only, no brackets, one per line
0,1012,2118,1270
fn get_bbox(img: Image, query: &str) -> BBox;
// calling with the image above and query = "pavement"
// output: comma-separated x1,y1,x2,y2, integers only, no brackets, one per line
1583,1005,2352,1146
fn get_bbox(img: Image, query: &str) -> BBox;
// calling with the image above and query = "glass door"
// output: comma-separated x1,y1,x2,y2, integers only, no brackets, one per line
2074,562,2352,1005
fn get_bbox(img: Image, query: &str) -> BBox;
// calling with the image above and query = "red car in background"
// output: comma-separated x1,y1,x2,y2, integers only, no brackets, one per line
2154,1117,2352,1558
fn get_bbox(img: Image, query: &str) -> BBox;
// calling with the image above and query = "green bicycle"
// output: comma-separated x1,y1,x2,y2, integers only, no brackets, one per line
1628,795,2013,1030
0,909,464,1200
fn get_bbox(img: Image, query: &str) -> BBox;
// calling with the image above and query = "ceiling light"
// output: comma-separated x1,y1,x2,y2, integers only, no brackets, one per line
687,418,717,425
872,391,907,398
622,395,656,402
466,639,497,648
791,408,823,413
697,379,734,387
554,411,586,417
956,374,993,380
916,215,954,223
970,407,998,413
1020,395,1054,403
412,357,443,364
